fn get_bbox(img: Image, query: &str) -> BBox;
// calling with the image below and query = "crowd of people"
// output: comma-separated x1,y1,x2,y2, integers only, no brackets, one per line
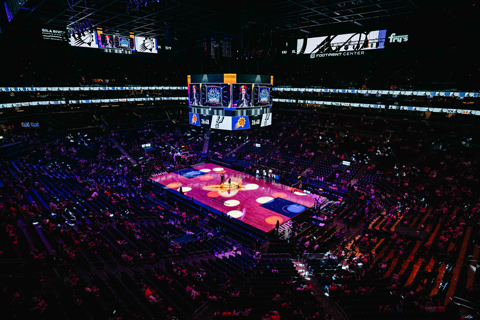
0,105,479,319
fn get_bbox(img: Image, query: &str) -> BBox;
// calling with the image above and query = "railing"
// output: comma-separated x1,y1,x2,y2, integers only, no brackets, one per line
333,301,350,320
301,255,350,320
0,86,187,92
273,86,479,98
273,98,480,116
109,137,136,164
192,301,209,319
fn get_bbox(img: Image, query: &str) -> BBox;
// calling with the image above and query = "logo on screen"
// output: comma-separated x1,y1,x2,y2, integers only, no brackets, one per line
207,87,221,104
119,38,130,48
235,117,246,129
388,33,409,43
259,88,270,104
71,29,96,47
189,112,200,126
215,116,225,129
298,30,386,57
142,38,154,51
263,113,271,126
135,36,157,53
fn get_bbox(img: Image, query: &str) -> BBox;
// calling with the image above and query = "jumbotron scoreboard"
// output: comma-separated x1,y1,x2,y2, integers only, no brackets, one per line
188,74,273,130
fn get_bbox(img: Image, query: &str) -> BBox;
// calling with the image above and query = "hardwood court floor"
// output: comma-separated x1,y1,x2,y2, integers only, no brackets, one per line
151,163,317,232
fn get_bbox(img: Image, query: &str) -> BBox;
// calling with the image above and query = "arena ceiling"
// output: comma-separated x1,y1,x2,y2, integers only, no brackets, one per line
11,0,454,41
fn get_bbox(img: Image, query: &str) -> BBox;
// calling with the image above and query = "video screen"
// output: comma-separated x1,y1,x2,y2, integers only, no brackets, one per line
98,34,135,50
189,112,201,126
296,29,386,55
207,116,253,130
68,29,98,48
210,116,232,130
135,36,157,53
189,83,201,106
253,84,272,106
201,84,230,107
232,84,252,108
261,112,272,127
232,116,251,130
116,36,133,49
103,35,114,48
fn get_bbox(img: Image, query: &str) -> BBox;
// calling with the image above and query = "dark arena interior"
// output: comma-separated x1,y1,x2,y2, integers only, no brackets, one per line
1,1,480,319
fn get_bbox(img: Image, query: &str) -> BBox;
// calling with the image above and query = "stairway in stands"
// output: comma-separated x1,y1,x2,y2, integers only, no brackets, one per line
175,126,183,137
109,137,136,164
300,152,323,176
278,220,294,238
293,260,347,320
202,130,211,154
152,129,175,152
349,163,367,186
225,138,249,157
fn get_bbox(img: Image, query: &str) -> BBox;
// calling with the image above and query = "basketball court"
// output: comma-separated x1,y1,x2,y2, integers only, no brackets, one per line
150,163,318,232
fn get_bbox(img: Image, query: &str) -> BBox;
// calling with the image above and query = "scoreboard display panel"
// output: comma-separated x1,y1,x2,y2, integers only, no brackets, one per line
135,36,158,53
117,36,133,49
189,84,201,106
253,84,272,107
67,28,158,54
232,84,253,108
188,74,273,131
201,84,230,107
68,29,98,48
98,33,135,50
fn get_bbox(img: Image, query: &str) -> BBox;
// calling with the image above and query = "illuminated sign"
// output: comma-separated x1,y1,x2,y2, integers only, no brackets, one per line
210,116,232,130
388,33,409,43
297,30,387,58
68,29,98,48
232,116,250,130
135,36,158,53
261,113,272,127
42,28,67,41
189,112,200,126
